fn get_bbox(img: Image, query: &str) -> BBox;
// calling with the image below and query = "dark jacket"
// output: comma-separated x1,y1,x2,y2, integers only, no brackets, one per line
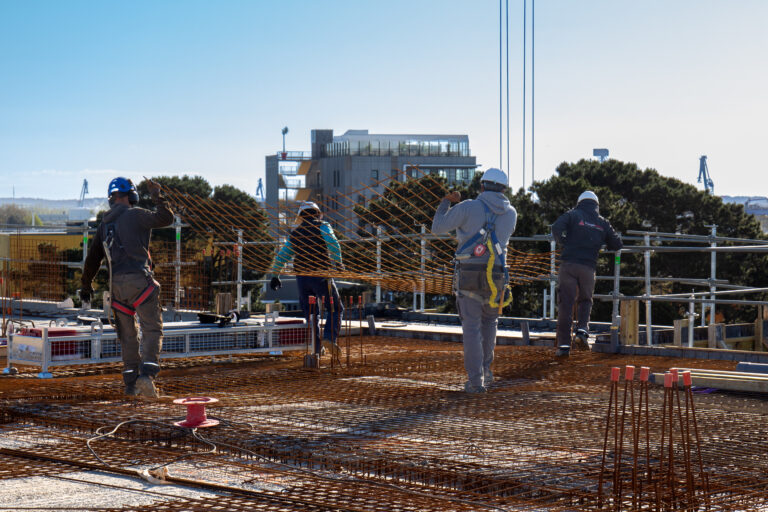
551,200,622,269
271,219,343,275
81,195,173,290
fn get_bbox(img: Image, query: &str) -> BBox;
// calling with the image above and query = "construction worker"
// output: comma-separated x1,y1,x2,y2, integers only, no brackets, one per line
80,177,173,397
551,191,622,357
269,202,343,357
432,168,517,393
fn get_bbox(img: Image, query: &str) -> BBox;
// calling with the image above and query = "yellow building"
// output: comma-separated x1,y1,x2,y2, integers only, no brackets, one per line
0,231,85,260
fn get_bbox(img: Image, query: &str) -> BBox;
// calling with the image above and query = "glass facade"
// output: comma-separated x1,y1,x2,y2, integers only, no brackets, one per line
423,167,477,185
323,139,470,158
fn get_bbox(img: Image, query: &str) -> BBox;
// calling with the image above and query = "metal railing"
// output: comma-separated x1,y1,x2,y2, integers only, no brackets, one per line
4,317,309,377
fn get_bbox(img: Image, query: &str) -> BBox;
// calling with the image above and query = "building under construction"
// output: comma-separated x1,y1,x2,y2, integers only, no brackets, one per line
2,170,768,511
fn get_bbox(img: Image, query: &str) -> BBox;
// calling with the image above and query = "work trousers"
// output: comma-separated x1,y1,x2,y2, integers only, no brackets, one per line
112,273,163,386
296,275,343,353
456,292,499,388
556,261,596,347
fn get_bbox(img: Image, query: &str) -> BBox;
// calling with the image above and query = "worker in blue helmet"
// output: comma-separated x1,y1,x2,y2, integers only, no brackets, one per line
432,168,517,393
551,191,623,357
81,177,174,397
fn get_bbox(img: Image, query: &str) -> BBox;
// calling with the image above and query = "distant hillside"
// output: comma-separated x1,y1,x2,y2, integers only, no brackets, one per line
0,197,107,211
721,195,768,215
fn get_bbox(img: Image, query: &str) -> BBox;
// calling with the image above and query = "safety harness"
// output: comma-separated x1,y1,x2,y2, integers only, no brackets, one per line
103,217,158,318
110,280,159,316
455,202,513,308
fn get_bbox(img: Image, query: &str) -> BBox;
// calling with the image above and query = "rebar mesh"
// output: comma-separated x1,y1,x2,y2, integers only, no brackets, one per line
2,338,767,511
163,166,556,295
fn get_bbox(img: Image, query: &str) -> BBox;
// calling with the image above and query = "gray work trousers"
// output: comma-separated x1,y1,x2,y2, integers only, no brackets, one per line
456,292,499,388
112,273,163,386
556,261,596,347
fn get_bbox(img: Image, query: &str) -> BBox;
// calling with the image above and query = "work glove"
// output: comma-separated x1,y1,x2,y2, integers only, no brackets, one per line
270,276,282,290
79,288,92,304
147,178,163,202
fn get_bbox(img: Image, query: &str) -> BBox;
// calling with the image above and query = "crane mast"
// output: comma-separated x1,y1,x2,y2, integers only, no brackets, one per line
698,155,714,194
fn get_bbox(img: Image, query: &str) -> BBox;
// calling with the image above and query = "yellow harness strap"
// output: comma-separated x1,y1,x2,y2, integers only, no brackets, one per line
485,239,513,308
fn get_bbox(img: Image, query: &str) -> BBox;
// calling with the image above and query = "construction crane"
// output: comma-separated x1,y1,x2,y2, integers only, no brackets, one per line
698,155,714,195
78,179,88,207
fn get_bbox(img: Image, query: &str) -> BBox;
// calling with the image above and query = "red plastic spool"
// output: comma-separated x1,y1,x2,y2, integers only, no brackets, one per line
173,397,219,428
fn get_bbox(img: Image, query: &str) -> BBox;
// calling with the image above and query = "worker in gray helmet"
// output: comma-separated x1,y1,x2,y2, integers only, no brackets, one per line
551,190,622,357
432,168,517,393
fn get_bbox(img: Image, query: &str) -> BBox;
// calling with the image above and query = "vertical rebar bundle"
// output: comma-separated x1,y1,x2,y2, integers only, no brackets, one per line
600,366,712,511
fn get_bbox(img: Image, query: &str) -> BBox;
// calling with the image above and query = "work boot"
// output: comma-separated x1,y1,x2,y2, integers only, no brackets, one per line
555,345,571,358
122,368,139,397
463,381,488,394
322,340,342,357
573,329,590,351
135,375,158,398
483,370,494,386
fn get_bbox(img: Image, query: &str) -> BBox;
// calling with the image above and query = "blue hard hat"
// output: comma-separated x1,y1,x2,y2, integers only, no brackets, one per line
108,177,136,196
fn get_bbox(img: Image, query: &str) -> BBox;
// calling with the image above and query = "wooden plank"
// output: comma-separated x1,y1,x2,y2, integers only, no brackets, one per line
673,318,687,346
708,323,727,349
620,300,639,346
756,306,767,352
652,371,768,393
676,368,768,380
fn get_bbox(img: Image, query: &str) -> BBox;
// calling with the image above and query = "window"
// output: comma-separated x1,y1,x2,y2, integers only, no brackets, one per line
371,169,379,181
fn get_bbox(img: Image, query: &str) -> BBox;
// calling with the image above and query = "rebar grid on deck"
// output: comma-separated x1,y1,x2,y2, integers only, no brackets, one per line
2,339,768,511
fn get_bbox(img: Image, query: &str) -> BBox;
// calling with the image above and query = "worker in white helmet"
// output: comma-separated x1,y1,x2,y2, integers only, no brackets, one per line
551,191,622,357
432,168,517,393
268,202,344,357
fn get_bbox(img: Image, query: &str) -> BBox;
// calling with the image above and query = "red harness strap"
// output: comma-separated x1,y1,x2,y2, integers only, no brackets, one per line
112,280,159,316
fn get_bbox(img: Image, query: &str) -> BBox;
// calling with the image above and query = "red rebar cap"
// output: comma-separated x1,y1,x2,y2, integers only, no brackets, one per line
683,371,692,387
664,372,673,388
309,296,316,305
173,397,220,428
610,367,620,382
358,296,363,304
670,368,679,381
640,367,650,381
625,365,635,381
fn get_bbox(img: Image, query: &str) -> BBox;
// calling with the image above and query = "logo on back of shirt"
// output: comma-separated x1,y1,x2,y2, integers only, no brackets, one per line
579,219,604,231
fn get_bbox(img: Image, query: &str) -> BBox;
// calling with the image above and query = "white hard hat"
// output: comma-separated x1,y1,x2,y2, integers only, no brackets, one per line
481,168,508,187
578,191,599,204
298,201,321,213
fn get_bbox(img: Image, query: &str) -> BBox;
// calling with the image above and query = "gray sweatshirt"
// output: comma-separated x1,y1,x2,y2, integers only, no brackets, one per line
431,191,517,261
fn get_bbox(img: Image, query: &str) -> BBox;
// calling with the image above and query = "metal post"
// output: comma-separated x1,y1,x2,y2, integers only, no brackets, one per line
376,225,382,303
420,224,426,312
610,250,622,352
542,289,548,319
688,295,695,348
81,220,89,269
236,229,243,311
549,239,556,319
644,234,652,345
709,224,717,327
174,215,181,309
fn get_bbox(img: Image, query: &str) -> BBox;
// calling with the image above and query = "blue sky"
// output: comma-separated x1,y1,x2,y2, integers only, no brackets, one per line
1,0,766,200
